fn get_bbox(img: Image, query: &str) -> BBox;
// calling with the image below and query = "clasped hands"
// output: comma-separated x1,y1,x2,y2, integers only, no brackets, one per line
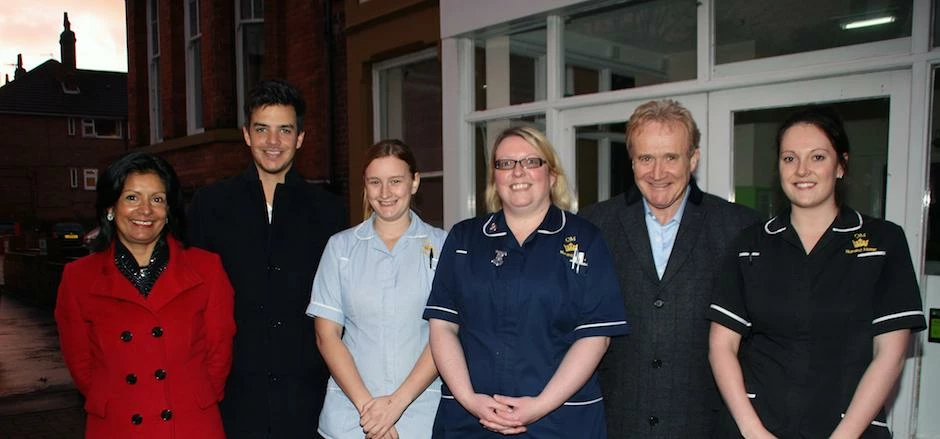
359,394,406,439
464,393,551,435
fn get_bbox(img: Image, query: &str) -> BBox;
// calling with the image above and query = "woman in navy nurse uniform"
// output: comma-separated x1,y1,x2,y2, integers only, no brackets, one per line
707,106,926,439
423,126,630,438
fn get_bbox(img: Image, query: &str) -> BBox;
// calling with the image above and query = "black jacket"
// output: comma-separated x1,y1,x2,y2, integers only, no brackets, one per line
188,165,346,439
580,181,760,439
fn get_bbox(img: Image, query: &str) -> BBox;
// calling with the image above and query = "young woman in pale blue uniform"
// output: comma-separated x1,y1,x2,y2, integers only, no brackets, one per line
308,140,445,439
424,126,629,438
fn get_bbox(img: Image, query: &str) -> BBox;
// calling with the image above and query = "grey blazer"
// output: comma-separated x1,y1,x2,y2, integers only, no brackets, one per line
580,180,760,439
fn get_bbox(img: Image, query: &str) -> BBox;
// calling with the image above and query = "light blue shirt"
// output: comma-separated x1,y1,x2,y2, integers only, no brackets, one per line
307,211,446,439
642,187,691,279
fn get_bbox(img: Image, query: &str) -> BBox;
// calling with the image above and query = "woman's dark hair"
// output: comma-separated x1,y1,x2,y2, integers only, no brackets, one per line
775,105,851,207
361,139,419,220
244,79,306,131
91,152,186,252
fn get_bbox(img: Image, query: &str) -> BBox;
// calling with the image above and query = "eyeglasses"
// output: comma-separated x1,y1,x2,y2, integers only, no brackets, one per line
494,157,547,170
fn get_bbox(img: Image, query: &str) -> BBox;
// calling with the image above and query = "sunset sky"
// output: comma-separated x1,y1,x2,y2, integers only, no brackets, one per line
0,0,127,82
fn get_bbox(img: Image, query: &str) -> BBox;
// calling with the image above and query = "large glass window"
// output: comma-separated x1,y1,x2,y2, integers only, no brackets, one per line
237,0,264,125
732,99,889,219
375,51,444,227
147,0,162,142
473,116,546,215
715,0,913,64
563,0,696,97
185,0,203,132
475,27,546,111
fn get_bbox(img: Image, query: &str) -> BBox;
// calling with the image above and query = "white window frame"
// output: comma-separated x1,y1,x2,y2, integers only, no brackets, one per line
82,168,98,191
184,0,204,133
69,167,79,189
147,0,162,142
80,118,123,139
236,0,264,126
67,117,75,136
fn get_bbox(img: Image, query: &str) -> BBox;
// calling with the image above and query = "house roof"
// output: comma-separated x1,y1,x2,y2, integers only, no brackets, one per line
0,60,127,119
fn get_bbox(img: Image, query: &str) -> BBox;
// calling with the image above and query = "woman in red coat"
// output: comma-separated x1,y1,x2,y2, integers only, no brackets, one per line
55,152,235,438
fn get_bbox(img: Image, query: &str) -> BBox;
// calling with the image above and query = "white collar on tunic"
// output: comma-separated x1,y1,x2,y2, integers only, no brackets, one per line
763,207,863,235
353,210,429,240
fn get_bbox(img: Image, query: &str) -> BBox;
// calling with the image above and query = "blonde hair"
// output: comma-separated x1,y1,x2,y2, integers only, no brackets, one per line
484,126,574,213
626,99,700,157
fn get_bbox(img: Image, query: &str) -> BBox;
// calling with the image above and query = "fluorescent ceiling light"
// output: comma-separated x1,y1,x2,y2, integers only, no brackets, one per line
840,16,895,30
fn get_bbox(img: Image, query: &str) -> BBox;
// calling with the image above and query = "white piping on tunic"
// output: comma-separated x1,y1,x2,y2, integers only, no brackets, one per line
312,301,342,314
872,310,924,325
831,210,863,232
738,252,760,258
574,321,628,331
710,304,752,327
426,305,459,315
482,215,507,237
455,249,468,254
563,397,603,406
840,413,888,428
856,251,886,258
764,217,786,235
536,211,566,235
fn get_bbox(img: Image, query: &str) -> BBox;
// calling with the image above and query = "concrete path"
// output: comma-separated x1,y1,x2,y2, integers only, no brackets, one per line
0,289,85,437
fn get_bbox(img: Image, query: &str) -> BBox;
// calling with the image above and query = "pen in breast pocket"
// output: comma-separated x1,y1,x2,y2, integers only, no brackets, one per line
429,248,434,269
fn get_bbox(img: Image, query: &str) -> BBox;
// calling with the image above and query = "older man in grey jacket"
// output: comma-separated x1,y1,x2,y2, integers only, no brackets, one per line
580,99,759,438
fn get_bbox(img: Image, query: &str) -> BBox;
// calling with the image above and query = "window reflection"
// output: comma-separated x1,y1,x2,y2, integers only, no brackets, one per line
475,28,546,110
575,123,631,209
564,0,696,97
732,99,889,220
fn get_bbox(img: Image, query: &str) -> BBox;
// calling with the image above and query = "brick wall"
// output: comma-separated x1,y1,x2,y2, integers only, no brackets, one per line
0,114,125,224
128,0,349,203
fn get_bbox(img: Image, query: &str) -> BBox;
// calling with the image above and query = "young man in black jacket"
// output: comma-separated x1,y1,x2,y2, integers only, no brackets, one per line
188,79,345,439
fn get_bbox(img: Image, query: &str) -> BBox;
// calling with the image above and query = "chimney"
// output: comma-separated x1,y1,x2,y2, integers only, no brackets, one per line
60,12,76,70
14,54,26,80
4,74,9,85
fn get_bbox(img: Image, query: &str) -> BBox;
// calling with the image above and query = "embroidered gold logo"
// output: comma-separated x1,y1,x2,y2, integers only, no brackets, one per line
846,232,878,254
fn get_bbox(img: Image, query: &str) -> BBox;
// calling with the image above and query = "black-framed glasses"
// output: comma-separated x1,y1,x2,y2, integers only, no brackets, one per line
494,157,547,170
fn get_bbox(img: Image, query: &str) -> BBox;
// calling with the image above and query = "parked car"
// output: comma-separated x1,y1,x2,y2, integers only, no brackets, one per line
53,222,85,248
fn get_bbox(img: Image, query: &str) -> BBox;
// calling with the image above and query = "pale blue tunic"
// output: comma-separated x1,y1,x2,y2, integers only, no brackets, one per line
307,211,445,439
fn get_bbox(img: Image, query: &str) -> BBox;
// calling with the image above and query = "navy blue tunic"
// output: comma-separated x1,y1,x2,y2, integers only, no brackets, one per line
423,206,630,438
707,207,926,438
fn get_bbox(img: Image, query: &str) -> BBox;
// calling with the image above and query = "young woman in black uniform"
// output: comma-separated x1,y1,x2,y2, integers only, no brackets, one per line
707,106,926,438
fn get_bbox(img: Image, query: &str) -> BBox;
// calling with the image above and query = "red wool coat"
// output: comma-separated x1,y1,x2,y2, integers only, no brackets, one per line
55,237,235,439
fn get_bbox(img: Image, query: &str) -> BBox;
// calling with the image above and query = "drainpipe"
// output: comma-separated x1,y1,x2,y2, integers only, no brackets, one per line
323,0,338,195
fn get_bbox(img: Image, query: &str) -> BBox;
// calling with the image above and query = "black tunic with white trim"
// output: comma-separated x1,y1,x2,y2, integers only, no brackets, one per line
707,207,925,439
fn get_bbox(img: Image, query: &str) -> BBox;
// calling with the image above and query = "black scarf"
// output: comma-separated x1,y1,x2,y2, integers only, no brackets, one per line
114,236,169,297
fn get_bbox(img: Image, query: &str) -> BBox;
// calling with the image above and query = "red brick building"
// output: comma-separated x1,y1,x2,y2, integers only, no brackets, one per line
125,0,350,204
0,13,128,235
